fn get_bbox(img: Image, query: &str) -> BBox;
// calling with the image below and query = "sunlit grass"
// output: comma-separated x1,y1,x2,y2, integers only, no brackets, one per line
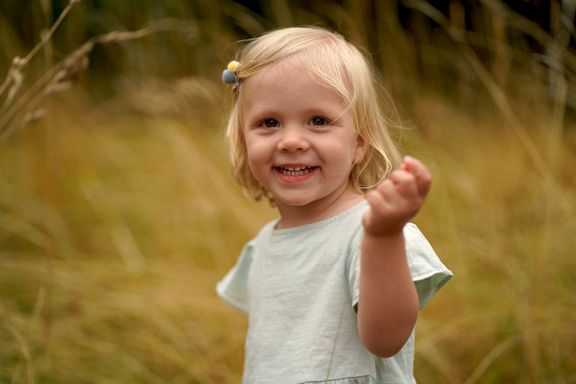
0,97,274,383
1,92,575,382
406,101,576,383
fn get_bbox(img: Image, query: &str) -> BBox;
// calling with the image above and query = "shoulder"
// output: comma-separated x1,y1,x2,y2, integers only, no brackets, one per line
402,223,453,307
403,222,430,246
402,223,439,263
250,219,278,245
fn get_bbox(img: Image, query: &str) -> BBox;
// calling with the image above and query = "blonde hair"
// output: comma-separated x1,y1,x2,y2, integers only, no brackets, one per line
225,26,401,201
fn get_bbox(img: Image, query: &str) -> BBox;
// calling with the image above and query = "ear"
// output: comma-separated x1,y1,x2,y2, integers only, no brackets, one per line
354,135,369,165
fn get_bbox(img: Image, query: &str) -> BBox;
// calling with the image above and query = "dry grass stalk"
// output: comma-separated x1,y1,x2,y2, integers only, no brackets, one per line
403,0,574,216
480,0,575,166
0,3,197,144
0,0,79,101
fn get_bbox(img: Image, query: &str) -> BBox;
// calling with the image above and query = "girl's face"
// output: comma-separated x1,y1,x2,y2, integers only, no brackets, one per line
241,60,367,226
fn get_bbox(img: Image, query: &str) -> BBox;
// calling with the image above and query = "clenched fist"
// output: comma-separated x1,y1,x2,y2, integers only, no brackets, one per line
363,156,432,236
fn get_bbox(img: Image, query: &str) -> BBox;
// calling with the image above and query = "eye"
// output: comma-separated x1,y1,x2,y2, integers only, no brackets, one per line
260,118,279,128
310,116,330,126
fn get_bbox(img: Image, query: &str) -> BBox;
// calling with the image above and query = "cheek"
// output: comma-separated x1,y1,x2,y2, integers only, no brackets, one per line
246,155,260,175
244,141,268,173
243,134,256,159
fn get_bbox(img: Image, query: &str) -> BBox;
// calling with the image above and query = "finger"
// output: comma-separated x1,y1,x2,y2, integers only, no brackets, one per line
365,189,383,207
374,179,398,202
367,183,399,216
402,156,432,197
389,170,418,198
363,189,384,227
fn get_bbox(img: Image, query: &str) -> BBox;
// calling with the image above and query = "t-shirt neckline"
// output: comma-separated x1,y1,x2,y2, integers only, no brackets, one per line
272,200,367,235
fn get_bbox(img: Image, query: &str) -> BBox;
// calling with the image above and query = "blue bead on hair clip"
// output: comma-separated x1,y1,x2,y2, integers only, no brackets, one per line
222,60,240,84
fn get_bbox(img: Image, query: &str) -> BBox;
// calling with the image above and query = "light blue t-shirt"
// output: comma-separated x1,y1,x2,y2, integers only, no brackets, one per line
217,201,452,383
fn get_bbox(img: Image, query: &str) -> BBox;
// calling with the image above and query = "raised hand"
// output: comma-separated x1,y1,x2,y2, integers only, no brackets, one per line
363,156,432,237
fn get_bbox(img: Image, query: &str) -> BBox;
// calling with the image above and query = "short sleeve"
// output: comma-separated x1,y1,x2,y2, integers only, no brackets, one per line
216,241,254,314
404,223,452,308
348,223,452,309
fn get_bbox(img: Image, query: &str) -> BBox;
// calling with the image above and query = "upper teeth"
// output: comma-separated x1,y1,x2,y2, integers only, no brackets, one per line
278,166,313,176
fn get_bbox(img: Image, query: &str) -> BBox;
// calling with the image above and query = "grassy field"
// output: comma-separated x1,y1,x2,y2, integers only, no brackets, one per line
1,1,576,383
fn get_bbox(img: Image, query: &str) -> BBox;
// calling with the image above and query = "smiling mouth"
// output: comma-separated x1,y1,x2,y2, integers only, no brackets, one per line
274,166,318,177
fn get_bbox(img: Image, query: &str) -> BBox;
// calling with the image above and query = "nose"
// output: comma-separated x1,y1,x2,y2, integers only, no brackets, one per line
277,125,309,152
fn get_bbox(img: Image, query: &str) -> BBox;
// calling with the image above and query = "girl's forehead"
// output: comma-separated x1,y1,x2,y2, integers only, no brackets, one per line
242,55,337,98
241,65,339,105
238,53,349,111
250,56,307,83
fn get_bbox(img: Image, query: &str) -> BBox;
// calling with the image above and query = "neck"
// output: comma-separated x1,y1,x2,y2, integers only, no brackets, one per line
276,188,365,229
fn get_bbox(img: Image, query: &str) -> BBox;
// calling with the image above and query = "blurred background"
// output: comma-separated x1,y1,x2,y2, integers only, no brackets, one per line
1,1,575,383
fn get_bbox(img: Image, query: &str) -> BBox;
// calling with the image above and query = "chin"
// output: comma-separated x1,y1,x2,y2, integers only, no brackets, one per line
276,199,313,207
274,195,315,208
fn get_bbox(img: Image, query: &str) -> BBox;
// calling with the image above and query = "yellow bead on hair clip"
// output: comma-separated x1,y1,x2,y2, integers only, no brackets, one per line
222,60,240,84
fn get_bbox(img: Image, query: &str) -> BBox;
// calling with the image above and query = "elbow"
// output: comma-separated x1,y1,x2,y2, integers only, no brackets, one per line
358,315,417,358
360,334,410,358
356,296,419,358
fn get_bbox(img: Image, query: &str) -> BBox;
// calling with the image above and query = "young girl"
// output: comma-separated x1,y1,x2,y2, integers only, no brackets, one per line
217,26,452,383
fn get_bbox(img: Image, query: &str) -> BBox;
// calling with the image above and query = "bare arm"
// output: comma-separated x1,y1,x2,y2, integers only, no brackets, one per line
357,156,432,357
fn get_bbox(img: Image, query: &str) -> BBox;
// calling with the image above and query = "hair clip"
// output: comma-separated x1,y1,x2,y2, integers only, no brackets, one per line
222,60,240,84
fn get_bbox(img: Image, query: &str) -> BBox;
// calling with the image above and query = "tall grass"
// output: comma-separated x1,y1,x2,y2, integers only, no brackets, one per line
1,1,575,383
